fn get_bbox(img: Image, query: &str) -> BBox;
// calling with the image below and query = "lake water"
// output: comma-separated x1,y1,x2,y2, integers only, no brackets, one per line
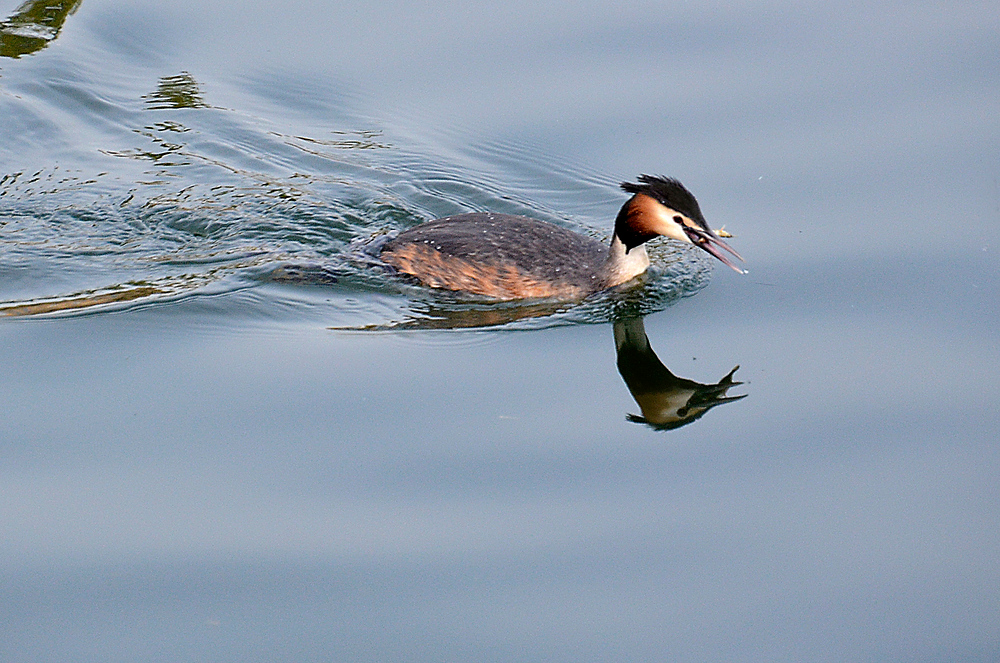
2,0,998,660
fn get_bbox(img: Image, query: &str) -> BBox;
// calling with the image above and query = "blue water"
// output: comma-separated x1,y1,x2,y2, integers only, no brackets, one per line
2,0,999,661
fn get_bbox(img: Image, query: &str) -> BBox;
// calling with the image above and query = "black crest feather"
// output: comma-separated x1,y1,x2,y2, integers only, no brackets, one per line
620,175,705,225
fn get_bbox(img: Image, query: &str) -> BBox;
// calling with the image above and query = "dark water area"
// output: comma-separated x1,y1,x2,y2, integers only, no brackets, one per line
2,0,999,660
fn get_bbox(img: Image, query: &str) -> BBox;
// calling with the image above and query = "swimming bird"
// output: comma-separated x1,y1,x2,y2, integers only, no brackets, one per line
379,175,743,300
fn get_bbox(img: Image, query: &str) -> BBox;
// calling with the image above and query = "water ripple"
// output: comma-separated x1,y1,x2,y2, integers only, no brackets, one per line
0,62,715,328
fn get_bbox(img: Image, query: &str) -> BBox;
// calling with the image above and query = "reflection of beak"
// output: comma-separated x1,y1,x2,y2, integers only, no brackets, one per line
682,225,745,273
686,366,747,411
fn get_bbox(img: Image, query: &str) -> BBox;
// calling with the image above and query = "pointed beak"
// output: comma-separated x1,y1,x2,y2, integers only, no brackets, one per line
682,225,745,273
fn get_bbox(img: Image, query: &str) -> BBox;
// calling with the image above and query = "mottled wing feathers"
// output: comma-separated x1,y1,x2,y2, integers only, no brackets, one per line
380,213,608,299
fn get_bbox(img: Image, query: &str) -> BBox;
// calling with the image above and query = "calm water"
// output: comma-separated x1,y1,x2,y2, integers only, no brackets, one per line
2,0,998,660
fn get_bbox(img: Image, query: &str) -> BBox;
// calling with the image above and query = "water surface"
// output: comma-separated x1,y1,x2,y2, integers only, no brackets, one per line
1,0,998,661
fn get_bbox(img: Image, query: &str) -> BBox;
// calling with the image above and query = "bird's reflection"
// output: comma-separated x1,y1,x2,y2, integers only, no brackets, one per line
614,316,746,430
0,0,81,59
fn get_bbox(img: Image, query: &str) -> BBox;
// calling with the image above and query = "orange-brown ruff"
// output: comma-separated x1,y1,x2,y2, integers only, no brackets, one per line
379,176,743,300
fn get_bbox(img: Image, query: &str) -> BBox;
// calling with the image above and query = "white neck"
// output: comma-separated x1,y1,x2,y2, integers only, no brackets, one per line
602,234,650,288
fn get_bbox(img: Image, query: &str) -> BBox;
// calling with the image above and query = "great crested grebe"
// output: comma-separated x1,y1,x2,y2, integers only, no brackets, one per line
379,175,743,300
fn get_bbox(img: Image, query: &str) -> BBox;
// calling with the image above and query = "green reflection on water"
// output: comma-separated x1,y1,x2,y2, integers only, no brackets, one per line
143,72,209,110
0,0,81,58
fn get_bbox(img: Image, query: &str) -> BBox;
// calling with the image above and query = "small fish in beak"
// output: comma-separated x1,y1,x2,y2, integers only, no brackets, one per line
681,223,745,274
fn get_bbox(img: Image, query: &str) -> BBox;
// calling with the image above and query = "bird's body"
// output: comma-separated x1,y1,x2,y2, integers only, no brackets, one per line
379,176,742,300
380,213,637,299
